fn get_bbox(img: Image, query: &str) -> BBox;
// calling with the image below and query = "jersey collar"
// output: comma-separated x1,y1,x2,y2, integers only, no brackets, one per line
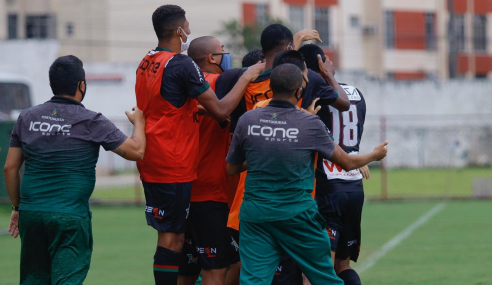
268,100,295,109
49,96,85,107
154,47,173,52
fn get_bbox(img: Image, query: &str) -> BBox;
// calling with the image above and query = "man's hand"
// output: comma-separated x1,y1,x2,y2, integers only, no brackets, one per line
317,54,335,77
294,29,322,50
8,211,19,238
242,62,266,82
125,106,145,126
298,98,321,115
360,165,370,180
373,141,389,161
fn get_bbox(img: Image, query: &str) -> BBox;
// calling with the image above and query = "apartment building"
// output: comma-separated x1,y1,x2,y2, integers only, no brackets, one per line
2,0,491,79
241,0,492,79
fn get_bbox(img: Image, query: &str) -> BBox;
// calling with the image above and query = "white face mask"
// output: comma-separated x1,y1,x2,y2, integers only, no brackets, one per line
177,27,191,53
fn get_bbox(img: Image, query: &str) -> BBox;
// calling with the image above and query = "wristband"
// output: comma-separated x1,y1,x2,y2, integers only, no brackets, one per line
12,205,19,211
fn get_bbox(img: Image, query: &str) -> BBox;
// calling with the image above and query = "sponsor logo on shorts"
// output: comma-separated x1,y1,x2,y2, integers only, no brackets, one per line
185,204,190,219
145,206,164,220
196,247,217,258
275,266,283,275
185,239,192,245
187,254,198,264
347,240,358,247
328,228,337,240
231,237,239,252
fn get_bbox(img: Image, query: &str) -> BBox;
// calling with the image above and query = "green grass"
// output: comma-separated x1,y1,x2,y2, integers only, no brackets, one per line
89,167,492,202
1,201,491,284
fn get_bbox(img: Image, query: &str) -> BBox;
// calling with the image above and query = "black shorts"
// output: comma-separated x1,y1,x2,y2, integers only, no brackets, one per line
142,181,191,233
229,228,241,265
271,254,303,285
179,201,233,275
316,185,364,262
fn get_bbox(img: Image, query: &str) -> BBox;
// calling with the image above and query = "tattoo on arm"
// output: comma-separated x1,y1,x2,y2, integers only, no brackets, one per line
113,147,127,158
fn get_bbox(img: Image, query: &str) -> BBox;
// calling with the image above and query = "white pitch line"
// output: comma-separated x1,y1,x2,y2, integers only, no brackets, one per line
356,202,446,274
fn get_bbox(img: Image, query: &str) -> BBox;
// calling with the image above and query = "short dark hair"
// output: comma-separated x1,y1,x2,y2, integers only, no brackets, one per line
272,50,306,71
260,24,293,56
298,44,326,73
49,55,85,96
270,63,303,98
242,49,264,67
188,36,216,67
152,5,186,41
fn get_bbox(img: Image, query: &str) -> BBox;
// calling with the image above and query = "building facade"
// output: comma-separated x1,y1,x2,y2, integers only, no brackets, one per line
241,0,492,79
2,0,492,79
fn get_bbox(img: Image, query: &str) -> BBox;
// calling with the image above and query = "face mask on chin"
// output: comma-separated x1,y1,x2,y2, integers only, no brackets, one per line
177,27,191,53
212,53,233,72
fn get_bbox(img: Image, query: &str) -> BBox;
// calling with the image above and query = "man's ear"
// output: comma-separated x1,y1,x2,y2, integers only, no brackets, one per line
78,80,86,93
207,54,217,65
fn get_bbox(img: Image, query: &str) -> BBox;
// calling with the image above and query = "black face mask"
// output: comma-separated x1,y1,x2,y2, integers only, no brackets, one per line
300,76,309,100
79,80,87,101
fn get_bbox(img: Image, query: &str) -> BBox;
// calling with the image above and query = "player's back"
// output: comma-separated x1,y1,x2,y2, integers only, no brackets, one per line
316,84,366,190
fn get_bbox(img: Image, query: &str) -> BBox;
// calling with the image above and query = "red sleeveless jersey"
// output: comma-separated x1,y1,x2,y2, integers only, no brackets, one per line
135,50,200,183
191,73,230,203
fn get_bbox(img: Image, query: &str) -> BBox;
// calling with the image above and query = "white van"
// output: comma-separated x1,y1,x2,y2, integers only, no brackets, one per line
0,71,32,120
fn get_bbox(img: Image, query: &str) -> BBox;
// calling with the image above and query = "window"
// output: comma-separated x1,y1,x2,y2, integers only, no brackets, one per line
385,11,394,49
8,14,18,39
315,7,330,47
289,6,305,33
452,15,466,52
66,22,74,37
425,13,436,50
0,83,31,115
350,15,360,28
474,15,487,52
26,15,56,39
256,3,268,27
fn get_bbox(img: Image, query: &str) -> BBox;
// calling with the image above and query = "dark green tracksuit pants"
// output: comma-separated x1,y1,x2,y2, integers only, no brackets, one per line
239,206,343,285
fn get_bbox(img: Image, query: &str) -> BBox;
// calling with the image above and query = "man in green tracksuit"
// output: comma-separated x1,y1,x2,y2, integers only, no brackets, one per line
226,63,388,285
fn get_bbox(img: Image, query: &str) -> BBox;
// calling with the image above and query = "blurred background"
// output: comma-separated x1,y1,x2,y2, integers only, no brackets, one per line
0,0,491,284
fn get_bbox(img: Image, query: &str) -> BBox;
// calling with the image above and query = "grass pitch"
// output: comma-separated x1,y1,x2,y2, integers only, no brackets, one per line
1,200,491,284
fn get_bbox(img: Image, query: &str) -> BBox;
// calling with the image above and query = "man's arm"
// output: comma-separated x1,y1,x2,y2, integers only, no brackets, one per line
293,29,322,50
196,62,265,121
4,147,23,238
227,161,247,176
329,142,388,172
112,107,146,161
317,55,350,111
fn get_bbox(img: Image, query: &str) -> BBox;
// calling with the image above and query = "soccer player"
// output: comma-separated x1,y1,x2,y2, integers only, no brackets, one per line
177,36,238,285
4,55,146,284
299,44,369,285
226,63,388,285
136,5,264,285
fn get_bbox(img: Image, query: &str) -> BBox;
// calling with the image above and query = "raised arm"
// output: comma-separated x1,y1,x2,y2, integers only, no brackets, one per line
112,107,146,161
329,142,388,171
196,62,265,121
317,55,350,111
293,29,322,50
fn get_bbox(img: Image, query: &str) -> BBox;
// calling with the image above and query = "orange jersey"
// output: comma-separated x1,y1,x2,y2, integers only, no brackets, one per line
135,50,199,183
191,73,230,203
244,77,272,111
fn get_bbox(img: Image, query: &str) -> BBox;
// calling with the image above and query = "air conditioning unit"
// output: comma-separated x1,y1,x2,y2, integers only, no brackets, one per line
362,25,378,36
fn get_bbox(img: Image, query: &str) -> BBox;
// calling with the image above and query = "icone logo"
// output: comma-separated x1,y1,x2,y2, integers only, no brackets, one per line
29,122,71,133
247,125,299,140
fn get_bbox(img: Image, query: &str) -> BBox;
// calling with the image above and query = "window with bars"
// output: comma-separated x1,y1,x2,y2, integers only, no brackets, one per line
452,15,466,52
8,14,18,39
26,15,56,39
425,13,436,50
314,7,329,47
385,11,394,49
256,3,269,27
473,15,487,52
289,6,305,34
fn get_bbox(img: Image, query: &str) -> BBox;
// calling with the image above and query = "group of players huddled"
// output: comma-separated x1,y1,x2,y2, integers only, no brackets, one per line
135,4,388,285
